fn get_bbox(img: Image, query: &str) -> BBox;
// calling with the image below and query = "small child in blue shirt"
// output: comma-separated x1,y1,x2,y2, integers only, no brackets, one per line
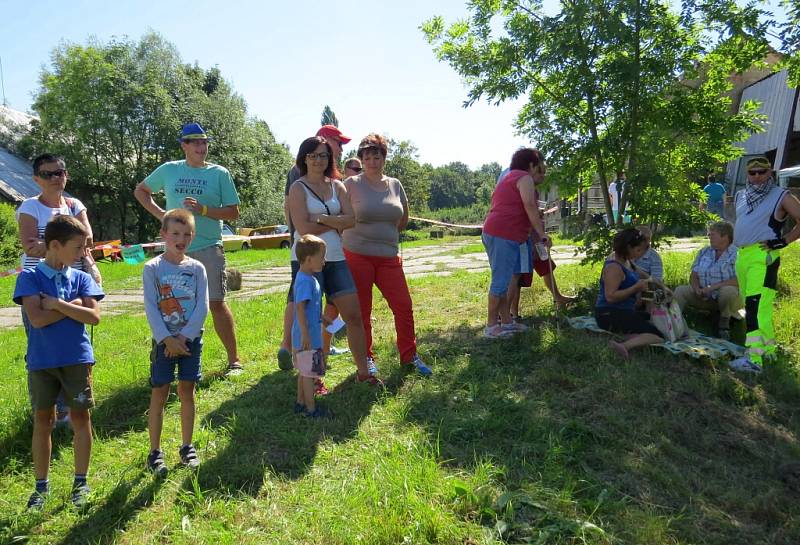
143,209,209,476
13,215,104,510
292,234,328,418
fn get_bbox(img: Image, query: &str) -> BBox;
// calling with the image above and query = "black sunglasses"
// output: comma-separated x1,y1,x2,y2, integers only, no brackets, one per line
748,169,768,175
37,169,68,179
347,166,363,173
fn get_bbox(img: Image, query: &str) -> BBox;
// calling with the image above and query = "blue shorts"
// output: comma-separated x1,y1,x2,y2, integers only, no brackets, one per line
482,232,522,296
149,336,203,387
288,259,357,302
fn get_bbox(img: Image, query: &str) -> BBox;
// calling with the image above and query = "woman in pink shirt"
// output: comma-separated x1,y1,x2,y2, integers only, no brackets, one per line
482,148,551,338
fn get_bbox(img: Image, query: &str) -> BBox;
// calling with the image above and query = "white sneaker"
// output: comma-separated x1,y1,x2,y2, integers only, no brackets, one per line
484,325,514,339
729,356,763,374
500,321,529,333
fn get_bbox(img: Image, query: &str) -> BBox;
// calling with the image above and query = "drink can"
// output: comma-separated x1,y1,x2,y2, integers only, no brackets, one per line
534,242,549,261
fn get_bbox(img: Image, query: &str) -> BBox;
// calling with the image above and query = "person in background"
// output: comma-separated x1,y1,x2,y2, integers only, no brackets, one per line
344,157,363,177
595,228,664,359
17,153,101,426
673,221,741,340
632,226,663,281
703,173,726,217
341,134,432,376
608,170,626,223
134,123,242,375
482,148,551,338
728,157,800,373
278,125,351,370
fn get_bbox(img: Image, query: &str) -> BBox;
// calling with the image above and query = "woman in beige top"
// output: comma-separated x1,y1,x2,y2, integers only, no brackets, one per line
342,134,432,376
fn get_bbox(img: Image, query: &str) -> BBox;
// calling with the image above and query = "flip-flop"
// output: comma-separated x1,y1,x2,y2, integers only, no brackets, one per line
226,361,244,376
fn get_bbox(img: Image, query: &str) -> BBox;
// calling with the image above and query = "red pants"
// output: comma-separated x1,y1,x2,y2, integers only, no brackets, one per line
344,249,417,363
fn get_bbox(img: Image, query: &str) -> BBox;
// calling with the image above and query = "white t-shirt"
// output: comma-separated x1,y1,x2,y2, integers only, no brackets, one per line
16,197,87,269
608,182,620,211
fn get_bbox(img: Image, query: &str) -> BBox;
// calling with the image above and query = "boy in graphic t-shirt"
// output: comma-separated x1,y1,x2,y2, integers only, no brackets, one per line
143,209,209,476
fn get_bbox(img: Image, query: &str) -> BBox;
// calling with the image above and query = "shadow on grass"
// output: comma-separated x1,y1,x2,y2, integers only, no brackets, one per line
55,472,165,545
0,368,231,475
189,366,407,497
405,320,800,544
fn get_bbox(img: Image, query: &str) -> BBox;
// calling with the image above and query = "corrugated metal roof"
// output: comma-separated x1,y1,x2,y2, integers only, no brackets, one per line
736,70,796,166
0,146,38,202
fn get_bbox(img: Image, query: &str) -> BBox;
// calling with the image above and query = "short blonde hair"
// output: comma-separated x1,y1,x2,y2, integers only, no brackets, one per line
708,220,733,242
162,208,196,233
296,234,326,263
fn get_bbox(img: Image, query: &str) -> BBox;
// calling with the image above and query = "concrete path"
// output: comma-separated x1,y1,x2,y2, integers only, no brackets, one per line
0,238,703,329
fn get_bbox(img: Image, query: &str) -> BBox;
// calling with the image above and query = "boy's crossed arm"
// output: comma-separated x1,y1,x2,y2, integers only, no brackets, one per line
23,294,100,328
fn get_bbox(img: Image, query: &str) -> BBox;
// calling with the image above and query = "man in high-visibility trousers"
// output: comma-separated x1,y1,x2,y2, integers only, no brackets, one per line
729,157,800,373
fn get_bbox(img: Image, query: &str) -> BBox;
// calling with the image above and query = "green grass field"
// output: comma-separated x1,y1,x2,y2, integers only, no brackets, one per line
0,245,798,544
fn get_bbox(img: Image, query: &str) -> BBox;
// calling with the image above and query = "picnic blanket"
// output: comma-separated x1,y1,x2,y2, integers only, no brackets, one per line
566,315,745,360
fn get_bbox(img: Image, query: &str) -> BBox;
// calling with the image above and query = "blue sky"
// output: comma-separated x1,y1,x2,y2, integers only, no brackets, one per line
0,0,551,169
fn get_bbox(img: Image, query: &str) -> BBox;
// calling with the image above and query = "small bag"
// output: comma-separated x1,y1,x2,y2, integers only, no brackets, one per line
293,348,326,378
650,300,688,342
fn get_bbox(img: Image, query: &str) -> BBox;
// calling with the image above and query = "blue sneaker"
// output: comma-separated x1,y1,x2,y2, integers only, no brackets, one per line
406,354,433,376
27,490,47,511
366,357,379,376
293,403,306,414
304,406,331,419
729,356,763,374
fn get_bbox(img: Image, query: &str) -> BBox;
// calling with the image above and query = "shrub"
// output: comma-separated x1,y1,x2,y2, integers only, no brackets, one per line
0,203,22,268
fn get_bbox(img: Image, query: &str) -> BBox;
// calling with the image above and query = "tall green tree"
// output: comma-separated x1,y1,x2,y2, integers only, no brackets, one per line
383,138,432,212
321,105,338,127
429,161,476,209
422,0,767,239
23,32,292,242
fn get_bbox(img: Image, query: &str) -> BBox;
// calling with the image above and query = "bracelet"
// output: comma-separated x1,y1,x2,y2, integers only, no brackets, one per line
201,205,208,216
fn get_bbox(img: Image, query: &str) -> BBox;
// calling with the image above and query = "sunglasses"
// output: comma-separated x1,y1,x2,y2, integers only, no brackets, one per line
306,152,330,161
748,169,768,175
37,169,68,179
346,166,363,173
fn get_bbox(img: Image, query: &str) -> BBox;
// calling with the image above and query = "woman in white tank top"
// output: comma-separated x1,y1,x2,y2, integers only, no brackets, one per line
287,136,378,384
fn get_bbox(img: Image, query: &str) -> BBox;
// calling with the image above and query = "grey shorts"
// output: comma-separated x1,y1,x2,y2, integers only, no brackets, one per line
28,364,95,411
189,245,227,301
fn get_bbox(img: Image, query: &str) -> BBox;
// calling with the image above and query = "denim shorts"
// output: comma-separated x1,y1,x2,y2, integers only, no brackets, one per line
149,336,203,387
482,232,522,296
288,259,357,302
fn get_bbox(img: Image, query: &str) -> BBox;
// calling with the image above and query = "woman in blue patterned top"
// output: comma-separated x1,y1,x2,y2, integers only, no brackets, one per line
595,228,664,359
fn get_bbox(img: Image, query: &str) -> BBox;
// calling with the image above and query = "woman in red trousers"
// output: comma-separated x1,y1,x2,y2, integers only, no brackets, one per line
340,133,432,377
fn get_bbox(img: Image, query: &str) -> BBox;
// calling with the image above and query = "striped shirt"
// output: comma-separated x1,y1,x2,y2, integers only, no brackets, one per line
633,248,663,281
692,245,738,300
16,197,86,270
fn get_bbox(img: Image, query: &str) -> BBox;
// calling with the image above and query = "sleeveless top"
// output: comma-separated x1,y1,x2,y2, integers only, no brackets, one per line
733,186,788,247
290,180,345,262
482,169,532,243
16,196,86,270
596,260,639,311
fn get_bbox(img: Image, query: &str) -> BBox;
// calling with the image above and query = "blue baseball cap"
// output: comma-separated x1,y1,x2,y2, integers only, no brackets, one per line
178,122,212,142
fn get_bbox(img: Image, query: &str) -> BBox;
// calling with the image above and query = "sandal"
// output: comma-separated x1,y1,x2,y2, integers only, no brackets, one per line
226,361,244,376
356,373,384,386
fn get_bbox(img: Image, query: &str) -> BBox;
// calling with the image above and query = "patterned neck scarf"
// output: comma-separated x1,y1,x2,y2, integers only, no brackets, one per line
745,176,776,214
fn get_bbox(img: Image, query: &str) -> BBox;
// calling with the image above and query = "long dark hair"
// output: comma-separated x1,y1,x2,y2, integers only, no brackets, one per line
613,227,647,259
296,136,340,179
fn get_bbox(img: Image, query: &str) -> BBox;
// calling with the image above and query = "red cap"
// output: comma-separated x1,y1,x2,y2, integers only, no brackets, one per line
316,124,351,144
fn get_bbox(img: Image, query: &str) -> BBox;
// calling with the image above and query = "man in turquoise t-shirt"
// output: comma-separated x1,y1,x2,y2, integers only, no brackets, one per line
134,123,243,374
703,174,726,217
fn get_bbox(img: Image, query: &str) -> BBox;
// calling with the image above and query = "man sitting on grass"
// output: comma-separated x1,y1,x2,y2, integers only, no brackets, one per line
13,215,104,510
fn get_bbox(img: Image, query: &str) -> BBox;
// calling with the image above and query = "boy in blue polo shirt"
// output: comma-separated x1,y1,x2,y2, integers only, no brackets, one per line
13,215,104,510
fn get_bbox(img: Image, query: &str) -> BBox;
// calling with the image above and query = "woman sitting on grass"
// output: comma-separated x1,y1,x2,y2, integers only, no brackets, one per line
595,228,664,359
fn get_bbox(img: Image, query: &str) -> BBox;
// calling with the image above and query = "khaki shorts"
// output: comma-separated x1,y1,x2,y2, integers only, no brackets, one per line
189,244,227,301
28,364,95,411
